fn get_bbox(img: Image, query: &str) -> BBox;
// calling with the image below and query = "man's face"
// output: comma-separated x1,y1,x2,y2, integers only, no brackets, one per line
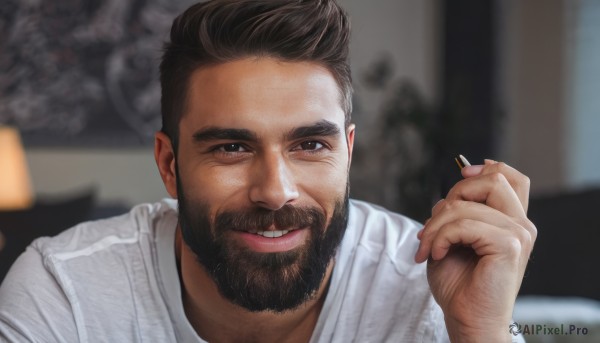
173,57,355,312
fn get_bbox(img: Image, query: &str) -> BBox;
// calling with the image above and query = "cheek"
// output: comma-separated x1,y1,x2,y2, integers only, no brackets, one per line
295,161,349,204
182,164,249,206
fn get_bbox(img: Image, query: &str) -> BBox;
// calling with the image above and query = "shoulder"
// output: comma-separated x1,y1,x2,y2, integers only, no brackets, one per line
27,198,179,300
32,198,178,259
0,245,77,341
0,199,180,342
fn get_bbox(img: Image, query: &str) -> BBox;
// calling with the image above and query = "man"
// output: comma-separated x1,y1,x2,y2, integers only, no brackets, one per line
0,0,535,342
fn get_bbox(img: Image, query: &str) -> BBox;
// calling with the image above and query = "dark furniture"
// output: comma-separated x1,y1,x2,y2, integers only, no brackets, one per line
0,190,96,283
519,188,600,301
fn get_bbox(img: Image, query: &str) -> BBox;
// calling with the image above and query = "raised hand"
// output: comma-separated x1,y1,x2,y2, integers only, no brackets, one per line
415,160,537,342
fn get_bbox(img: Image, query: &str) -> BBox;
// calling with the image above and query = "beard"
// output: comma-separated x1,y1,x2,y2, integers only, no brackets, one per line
176,177,349,313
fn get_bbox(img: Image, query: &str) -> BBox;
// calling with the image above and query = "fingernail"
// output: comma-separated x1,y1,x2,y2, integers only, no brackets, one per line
462,164,484,176
484,159,497,165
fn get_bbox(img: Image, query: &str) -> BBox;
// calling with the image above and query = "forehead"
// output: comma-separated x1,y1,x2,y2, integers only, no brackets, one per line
182,57,345,131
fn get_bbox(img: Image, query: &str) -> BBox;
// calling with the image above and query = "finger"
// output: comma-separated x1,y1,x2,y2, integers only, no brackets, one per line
430,199,517,231
460,159,497,178
445,172,526,218
417,218,431,240
461,160,537,242
417,200,518,262
430,198,515,223
480,162,530,213
461,161,530,212
429,199,537,249
429,219,520,261
461,164,484,178
417,228,425,240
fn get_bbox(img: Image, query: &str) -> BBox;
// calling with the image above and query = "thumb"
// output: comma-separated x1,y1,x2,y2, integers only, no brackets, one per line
460,159,498,178
461,164,484,178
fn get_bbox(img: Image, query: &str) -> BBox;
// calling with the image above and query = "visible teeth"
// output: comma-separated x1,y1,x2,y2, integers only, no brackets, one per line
256,230,289,238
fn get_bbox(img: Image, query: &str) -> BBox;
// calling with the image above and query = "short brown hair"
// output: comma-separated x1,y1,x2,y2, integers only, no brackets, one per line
159,0,352,148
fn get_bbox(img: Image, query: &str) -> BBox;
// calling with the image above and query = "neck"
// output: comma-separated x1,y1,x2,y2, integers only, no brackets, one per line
175,228,333,343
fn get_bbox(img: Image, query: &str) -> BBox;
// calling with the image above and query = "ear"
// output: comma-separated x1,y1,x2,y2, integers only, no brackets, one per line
345,123,355,168
154,131,178,198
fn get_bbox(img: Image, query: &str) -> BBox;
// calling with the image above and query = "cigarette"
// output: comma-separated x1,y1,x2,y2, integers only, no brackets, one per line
454,154,471,170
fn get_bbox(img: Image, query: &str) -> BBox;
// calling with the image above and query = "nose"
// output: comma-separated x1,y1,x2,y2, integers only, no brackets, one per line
249,152,299,210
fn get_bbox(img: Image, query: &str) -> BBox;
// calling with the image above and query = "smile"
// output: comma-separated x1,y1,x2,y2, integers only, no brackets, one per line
233,227,308,253
236,224,300,238
255,230,289,238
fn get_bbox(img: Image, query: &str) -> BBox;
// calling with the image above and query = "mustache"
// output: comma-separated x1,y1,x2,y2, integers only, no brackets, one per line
214,205,326,233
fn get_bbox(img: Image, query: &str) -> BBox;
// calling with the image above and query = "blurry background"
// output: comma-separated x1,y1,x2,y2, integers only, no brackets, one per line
1,0,599,341
2,0,598,211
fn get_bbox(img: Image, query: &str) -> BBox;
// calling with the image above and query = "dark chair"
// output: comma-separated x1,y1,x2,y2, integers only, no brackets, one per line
519,188,600,301
0,189,96,283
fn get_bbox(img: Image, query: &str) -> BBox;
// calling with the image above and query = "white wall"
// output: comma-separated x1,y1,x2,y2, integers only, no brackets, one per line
24,0,440,206
342,0,439,109
500,0,600,194
26,148,167,205
566,0,600,189
499,0,568,194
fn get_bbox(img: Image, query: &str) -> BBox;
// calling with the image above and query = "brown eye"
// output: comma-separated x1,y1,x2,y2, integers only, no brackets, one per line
300,141,322,150
220,143,246,152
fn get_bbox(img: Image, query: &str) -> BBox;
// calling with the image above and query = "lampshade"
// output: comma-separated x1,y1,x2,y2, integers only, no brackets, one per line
0,126,34,210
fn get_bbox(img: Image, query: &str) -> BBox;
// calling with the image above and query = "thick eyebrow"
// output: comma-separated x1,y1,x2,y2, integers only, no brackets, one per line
286,120,341,141
192,127,259,143
191,120,341,144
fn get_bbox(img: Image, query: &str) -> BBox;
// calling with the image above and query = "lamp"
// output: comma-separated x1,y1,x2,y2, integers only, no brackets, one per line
0,126,34,210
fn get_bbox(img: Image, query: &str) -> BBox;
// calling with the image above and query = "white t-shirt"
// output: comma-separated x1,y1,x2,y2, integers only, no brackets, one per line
0,199,482,342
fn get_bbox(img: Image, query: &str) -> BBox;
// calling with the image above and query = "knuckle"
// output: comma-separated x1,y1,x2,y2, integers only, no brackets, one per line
521,175,531,188
489,172,512,195
523,218,538,241
442,199,462,212
490,171,508,184
515,226,532,248
525,217,537,230
420,225,435,242
431,199,444,215
514,218,537,249
496,161,509,170
505,236,523,256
